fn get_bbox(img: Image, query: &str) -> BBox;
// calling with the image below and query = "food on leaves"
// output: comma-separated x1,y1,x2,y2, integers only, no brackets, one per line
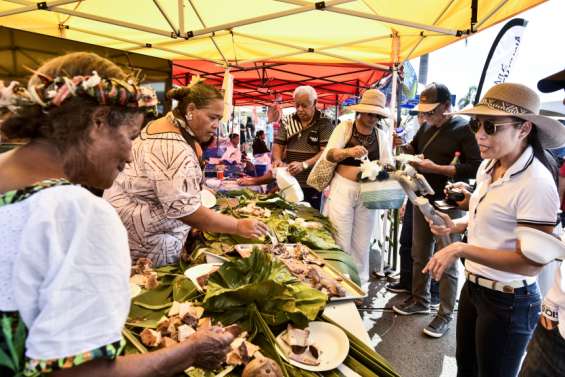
178,324,196,342
242,356,284,377
280,324,321,366
130,258,159,290
140,328,162,347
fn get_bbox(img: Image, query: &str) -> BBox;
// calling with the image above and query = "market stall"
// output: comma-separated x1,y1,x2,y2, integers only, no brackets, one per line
126,188,398,377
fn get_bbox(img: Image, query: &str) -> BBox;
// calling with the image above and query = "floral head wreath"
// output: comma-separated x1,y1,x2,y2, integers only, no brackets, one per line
0,71,159,115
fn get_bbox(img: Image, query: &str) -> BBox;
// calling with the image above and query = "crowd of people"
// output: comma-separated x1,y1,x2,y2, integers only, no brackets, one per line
0,49,564,377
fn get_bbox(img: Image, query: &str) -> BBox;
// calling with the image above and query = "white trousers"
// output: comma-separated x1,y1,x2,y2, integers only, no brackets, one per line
324,173,378,285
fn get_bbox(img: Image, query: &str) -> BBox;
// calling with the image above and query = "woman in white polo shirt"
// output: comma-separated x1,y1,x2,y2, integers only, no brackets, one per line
422,83,565,377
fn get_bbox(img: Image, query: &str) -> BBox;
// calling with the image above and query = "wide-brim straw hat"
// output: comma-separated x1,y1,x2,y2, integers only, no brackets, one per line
451,83,565,149
348,89,390,118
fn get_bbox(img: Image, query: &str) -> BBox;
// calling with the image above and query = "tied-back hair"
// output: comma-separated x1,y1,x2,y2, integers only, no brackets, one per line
528,125,559,187
166,82,223,119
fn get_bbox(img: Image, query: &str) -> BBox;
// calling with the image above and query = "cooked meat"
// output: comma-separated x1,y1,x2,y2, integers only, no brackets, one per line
283,324,309,348
178,324,196,342
288,348,320,366
281,258,308,275
140,328,161,347
160,336,178,348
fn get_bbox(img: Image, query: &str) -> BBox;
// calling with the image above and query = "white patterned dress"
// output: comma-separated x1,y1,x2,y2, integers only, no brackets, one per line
104,128,202,266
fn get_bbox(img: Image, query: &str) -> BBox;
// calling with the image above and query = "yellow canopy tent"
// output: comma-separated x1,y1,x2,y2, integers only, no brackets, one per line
0,0,546,106
0,0,545,66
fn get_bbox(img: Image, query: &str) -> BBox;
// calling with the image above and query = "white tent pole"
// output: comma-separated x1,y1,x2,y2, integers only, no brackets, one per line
328,7,460,36
477,0,510,29
316,51,390,70
235,31,390,71
178,0,185,35
275,0,460,36
187,0,229,66
67,25,226,66
128,31,231,52
153,0,178,34
4,0,179,39
0,0,81,17
401,0,457,65
186,0,355,38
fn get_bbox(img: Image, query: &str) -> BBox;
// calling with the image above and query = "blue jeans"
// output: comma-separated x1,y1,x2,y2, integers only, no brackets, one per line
456,280,541,377
519,324,565,377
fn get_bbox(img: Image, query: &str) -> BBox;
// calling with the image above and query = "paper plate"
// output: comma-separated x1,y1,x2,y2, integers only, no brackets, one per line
184,263,222,292
275,321,349,372
206,178,222,189
516,227,565,264
129,282,142,298
201,189,217,208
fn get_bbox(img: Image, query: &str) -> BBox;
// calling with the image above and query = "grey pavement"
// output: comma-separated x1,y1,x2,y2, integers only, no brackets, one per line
358,249,460,377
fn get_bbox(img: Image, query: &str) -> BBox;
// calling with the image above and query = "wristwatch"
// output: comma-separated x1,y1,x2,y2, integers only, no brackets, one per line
302,161,310,170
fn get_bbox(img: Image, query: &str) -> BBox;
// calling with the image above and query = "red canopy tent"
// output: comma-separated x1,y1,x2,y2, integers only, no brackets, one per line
172,60,389,107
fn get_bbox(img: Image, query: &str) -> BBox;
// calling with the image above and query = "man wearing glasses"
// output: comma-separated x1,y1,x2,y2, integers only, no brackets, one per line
272,86,334,210
392,83,482,338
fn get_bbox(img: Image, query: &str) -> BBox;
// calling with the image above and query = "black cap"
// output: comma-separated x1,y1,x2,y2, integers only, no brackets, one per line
415,82,451,112
538,69,565,93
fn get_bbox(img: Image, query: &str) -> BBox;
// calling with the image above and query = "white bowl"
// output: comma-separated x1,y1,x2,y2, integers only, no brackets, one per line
516,226,565,264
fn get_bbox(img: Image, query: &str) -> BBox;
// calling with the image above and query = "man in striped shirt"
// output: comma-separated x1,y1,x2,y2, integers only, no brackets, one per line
272,86,334,210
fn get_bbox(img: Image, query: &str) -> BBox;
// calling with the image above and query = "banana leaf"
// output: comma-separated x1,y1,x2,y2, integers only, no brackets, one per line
322,316,400,377
294,229,340,251
126,303,168,328
203,250,327,329
312,250,360,286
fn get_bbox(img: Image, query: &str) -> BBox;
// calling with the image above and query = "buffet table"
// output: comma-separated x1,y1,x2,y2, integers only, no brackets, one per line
126,189,397,377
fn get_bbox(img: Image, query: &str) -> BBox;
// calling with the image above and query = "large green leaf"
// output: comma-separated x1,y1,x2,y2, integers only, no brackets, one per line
312,250,360,286
203,250,327,328
172,275,199,302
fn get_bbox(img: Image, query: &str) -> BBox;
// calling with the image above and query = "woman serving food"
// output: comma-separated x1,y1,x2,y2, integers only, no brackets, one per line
105,82,268,266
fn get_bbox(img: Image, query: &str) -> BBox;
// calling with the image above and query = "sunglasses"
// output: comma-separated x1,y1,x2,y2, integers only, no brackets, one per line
469,118,523,135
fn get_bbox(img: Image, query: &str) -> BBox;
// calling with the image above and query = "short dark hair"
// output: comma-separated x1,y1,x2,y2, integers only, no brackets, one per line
229,133,239,140
256,130,265,138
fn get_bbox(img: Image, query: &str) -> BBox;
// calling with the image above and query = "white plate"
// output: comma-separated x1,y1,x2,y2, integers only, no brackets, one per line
184,263,222,292
201,189,217,208
205,178,222,189
275,321,349,372
516,227,565,264
129,282,142,298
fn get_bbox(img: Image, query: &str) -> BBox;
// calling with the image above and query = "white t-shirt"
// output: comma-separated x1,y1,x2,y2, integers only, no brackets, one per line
0,185,131,360
466,146,559,283
221,144,242,164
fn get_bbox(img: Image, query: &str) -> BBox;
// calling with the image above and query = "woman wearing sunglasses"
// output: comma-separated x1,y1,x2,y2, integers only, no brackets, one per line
423,83,565,377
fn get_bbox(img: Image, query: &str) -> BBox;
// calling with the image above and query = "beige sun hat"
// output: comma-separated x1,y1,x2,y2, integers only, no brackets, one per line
452,82,565,149
348,89,390,117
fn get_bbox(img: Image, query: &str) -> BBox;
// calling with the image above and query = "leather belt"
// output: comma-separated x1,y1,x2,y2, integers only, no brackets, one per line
465,270,529,294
